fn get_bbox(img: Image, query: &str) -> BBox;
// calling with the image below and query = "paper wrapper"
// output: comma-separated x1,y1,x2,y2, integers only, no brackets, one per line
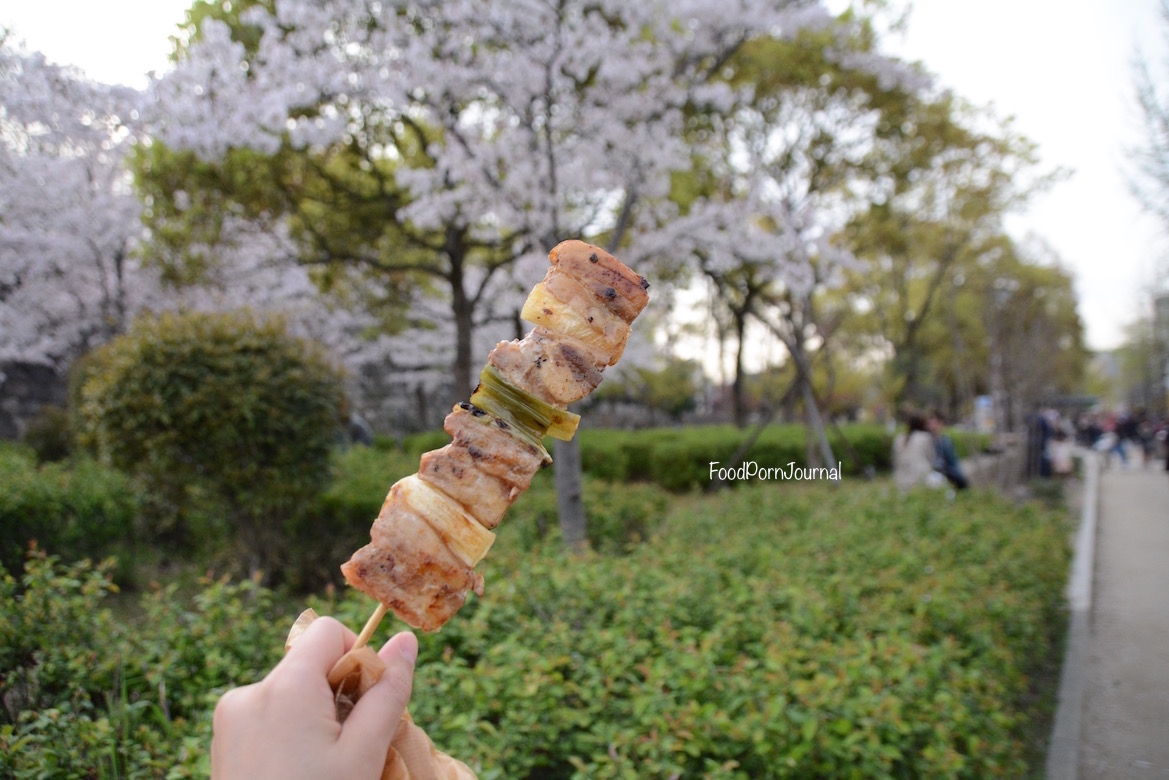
286,609,477,780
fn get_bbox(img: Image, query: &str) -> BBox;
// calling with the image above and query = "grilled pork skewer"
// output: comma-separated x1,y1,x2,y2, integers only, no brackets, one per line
341,240,649,632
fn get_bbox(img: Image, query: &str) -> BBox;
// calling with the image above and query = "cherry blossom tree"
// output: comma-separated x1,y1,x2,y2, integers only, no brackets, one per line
629,26,927,468
0,35,156,371
0,33,433,434
145,0,852,400
145,0,870,542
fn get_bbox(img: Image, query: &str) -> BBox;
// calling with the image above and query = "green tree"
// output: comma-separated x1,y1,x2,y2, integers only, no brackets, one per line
1115,311,1167,414
74,310,345,579
627,358,701,425
971,240,1087,429
841,89,1054,417
843,228,1086,427
1131,0,1169,233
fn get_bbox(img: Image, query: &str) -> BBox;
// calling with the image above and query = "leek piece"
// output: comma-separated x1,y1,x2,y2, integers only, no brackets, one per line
470,364,581,443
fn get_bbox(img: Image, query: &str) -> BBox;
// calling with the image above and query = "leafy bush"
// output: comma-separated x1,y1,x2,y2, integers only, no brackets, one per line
0,443,138,577
2,481,1069,779
73,310,346,579
0,554,286,780
19,405,73,463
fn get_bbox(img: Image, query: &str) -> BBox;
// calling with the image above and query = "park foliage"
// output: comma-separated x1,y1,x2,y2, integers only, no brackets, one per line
70,310,347,580
2,459,1068,778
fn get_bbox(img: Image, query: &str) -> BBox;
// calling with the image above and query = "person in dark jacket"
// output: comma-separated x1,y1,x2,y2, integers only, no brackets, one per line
927,410,969,490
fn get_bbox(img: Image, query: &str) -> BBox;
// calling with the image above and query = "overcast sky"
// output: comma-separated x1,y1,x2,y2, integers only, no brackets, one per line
882,0,1169,352
3,0,1167,351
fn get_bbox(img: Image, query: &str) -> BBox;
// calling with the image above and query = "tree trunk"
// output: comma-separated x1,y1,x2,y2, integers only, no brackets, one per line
414,382,429,430
802,373,838,477
732,311,749,428
553,435,588,553
786,333,837,479
449,247,475,403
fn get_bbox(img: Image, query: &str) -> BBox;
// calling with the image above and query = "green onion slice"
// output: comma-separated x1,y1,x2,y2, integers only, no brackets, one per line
470,364,581,444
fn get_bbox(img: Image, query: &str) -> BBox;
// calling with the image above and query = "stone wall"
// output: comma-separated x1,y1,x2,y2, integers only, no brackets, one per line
0,361,68,440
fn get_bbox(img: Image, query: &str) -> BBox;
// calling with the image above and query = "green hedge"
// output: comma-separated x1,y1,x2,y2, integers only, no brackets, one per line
0,443,138,578
2,480,1069,779
575,425,894,493
583,424,993,492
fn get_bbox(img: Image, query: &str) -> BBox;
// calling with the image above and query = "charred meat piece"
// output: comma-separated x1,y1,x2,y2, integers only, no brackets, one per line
521,277,632,364
419,402,548,529
419,444,522,530
342,532,483,635
443,401,550,475
487,328,605,407
547,239,649,323
375,475,496,567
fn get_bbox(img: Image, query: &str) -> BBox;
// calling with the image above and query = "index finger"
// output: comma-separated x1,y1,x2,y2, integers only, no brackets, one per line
278,615,358,680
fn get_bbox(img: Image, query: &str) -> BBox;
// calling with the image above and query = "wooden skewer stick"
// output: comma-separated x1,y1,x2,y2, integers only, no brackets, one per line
352,602,389,650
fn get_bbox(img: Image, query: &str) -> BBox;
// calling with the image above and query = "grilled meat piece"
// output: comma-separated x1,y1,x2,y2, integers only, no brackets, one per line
487,328,605,407
342,533,483,635
377,475,496,567
419,401,550,529
419,444,522,531
547,239,650,324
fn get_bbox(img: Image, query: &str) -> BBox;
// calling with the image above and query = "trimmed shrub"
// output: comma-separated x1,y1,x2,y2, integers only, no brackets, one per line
0,443,137,577
359,481,1070,779
576,424,895,492
73,310,346,580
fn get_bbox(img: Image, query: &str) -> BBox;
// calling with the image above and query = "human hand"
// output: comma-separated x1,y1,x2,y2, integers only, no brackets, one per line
210,615,417,780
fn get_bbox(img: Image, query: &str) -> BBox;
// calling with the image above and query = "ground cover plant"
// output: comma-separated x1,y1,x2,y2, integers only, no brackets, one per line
2,475,1069,779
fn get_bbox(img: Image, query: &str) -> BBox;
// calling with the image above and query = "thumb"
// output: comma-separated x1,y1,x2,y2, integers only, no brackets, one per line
339,631,418,761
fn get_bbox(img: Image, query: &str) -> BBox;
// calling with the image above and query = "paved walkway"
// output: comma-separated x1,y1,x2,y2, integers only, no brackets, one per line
1049,455,1169,779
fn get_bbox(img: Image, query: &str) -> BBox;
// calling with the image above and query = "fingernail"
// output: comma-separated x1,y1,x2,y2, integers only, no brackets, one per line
398,632,418,664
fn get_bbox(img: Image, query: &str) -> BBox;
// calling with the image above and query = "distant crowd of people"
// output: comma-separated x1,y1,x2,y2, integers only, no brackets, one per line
1028,406,1169,475
893,404,1169,493
1072,408,1169,471
892,410,969,493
